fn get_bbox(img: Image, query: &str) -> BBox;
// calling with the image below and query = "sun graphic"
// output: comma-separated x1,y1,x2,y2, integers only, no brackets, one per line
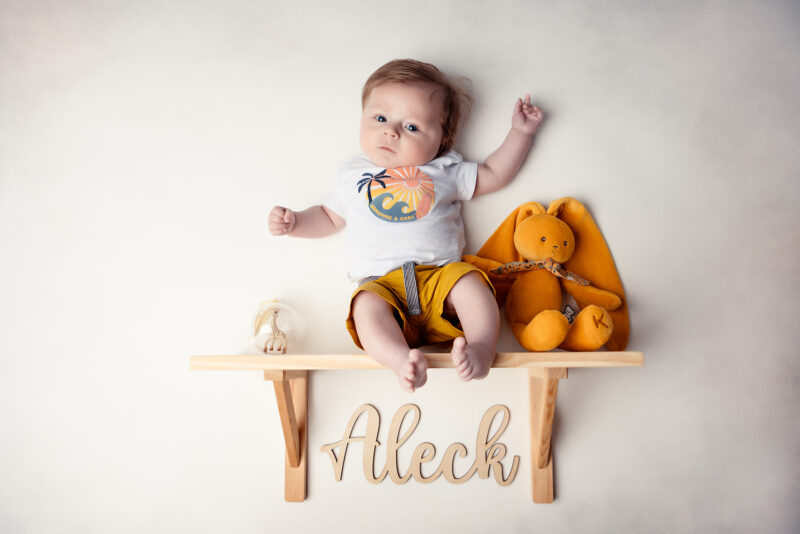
372,166,435,219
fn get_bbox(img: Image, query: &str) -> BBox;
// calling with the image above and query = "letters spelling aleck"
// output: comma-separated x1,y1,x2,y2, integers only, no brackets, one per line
321,404,520,486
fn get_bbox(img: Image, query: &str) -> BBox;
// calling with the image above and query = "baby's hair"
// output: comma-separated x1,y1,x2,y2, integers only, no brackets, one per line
362,59,473,158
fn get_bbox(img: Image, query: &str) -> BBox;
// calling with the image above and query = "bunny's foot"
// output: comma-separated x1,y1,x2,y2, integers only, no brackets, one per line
559,305,613,351
514,310,569,352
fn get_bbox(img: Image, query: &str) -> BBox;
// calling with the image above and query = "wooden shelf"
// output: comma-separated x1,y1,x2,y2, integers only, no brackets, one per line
190,351,644,371
190,351,644,503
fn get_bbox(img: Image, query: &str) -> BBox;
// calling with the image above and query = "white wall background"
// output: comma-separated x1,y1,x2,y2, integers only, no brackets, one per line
2,1,798,532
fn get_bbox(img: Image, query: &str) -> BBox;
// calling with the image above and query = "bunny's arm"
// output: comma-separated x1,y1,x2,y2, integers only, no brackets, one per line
561,279,622,311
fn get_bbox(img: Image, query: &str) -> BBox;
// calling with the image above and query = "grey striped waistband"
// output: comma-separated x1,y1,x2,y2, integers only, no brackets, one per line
359,261,421,316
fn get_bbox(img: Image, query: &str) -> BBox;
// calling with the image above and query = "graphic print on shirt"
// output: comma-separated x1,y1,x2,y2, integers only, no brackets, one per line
357,167,435,223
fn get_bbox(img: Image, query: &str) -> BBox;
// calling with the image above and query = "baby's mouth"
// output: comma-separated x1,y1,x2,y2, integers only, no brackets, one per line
379,146,395,153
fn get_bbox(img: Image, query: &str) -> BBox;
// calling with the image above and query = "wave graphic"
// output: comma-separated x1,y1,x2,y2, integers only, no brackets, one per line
369,192,417,222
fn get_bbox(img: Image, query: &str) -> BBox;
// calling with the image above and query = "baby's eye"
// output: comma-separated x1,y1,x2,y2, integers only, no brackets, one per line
376,115,387,122
540,236,546,242
563,241,568,246
405,124,419,132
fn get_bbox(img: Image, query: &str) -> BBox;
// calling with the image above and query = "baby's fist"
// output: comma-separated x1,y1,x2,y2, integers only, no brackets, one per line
269,206,296,236
512,94,544,136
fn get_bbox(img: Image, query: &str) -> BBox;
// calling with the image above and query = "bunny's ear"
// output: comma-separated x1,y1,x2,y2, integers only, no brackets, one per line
464,202,545,304
475,201,545,263
548,197,630,350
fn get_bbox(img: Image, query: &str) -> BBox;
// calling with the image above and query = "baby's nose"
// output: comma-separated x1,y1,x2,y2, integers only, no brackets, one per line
383,125,399,138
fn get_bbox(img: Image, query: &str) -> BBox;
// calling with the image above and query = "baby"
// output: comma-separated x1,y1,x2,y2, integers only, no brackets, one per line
269,59,543,392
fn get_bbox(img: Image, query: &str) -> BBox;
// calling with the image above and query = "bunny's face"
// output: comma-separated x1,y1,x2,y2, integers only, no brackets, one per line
513,214,576,263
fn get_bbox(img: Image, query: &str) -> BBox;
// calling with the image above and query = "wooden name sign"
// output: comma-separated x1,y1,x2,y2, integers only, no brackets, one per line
320,404,520,486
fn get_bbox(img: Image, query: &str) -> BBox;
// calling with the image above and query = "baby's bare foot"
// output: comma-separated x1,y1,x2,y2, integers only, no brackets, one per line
450,337,494,381
397,349,428,392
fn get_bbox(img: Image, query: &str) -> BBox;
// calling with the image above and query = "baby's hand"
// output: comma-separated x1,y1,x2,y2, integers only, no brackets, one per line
269,206,296,236
511,94,544,136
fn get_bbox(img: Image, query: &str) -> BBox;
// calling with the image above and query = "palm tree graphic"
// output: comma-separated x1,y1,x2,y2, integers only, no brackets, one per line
357,169,390,204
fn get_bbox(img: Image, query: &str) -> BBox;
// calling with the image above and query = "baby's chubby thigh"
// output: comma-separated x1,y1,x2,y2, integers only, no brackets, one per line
348,274,418,349
420,263,498,343
443,272,492,314
440,265,497,320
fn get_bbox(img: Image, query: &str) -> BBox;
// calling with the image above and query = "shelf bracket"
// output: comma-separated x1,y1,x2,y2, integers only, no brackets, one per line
528,367,566,503
264,370,308,502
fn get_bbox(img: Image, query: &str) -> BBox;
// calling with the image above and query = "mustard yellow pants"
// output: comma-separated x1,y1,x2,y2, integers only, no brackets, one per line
346,262,494,349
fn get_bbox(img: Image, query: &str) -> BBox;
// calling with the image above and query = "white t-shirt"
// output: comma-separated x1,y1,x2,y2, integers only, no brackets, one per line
323,150,478,281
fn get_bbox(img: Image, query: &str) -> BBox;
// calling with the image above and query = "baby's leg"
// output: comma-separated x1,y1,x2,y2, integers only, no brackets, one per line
445,272,499,381
351,291,427,392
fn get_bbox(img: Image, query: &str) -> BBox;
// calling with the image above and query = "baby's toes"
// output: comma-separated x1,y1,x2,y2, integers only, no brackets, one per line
402,362,417,380
406,350,428,390
457,362,474,381
397,373,414,392
450,337,468,365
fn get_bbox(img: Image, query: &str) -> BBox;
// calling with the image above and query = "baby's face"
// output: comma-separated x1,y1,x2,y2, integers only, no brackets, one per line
360,82,444,168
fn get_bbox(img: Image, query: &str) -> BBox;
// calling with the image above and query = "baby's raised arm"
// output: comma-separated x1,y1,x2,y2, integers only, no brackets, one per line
269,205,345,238
474,94,544,197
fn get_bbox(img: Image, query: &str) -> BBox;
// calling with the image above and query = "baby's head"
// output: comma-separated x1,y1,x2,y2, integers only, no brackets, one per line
360,59,472,168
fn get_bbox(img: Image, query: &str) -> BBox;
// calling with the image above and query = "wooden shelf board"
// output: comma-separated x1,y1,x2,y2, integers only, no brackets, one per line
190,351,644,371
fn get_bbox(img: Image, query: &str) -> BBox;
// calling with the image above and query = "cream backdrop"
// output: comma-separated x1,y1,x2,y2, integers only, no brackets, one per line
1,1,798,532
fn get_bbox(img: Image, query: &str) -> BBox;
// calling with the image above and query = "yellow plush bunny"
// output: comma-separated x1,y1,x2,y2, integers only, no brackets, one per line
464,198,629,352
